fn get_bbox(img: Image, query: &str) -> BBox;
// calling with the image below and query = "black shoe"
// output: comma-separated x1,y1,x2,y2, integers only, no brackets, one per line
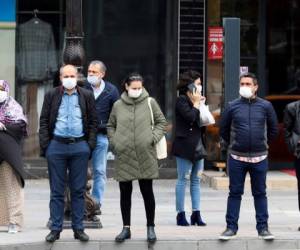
45,230,60,242
176,212,189,226
190,211,206,226
95,203,102,215
147,226,157,243
115,227,131,242
258,229,275,240
219,228,237,241
74,229,89,242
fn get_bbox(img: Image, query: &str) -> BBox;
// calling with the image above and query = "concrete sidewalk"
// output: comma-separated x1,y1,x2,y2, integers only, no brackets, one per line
1,175,300,249
203,170,297,190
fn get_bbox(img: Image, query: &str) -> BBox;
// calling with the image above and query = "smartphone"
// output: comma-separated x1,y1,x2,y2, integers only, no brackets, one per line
187,83,197,93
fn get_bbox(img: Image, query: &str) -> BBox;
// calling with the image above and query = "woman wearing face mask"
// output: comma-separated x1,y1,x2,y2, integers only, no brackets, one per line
107,72,167,243
0,80,27,234
172,70,207,227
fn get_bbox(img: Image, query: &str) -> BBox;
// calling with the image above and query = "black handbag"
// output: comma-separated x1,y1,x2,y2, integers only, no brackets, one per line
194,136,207,160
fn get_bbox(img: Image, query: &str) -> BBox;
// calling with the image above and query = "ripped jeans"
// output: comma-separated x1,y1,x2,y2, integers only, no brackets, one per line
175,157,204,212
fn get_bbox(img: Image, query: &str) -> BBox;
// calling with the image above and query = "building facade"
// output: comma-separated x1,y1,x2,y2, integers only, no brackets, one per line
0,0,299,164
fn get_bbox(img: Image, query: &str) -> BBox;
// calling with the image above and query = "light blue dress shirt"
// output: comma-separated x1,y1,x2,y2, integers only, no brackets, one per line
53,91,84,138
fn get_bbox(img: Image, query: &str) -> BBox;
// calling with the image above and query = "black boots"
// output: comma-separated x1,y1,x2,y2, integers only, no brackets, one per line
176,211,190,226
147,226,157,243
190,210,206,226
115,227,131,242
177,211,206,226
115,226,157,243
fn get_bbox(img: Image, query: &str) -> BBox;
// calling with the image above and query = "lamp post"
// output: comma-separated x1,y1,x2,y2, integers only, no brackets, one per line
63,0,85,85
62,0,101,228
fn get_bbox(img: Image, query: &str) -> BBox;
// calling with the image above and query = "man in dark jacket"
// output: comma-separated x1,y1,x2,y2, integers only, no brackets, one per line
39,64,97,242
219,73,278,241
85,60,119,213
284,100,300,230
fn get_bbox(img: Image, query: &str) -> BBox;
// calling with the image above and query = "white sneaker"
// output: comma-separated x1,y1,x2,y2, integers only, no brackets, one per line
8,224,18,234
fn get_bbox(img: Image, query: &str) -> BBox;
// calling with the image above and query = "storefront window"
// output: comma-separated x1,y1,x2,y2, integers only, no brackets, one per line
267,0,300,94
15,0,178,158
221,0,259,73
83,0,178,121
15,0,65,157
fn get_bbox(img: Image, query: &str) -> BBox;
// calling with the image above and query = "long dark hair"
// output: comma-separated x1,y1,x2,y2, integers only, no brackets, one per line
121,72,144,92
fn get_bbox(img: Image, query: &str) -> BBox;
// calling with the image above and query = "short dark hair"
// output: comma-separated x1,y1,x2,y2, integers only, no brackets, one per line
240,72,258,85
122,72,144,91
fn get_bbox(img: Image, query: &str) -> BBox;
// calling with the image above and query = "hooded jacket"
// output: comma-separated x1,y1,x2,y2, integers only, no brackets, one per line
107,88,167,181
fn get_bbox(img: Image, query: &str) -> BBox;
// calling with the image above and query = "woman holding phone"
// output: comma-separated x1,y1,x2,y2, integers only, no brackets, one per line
172,70,207,226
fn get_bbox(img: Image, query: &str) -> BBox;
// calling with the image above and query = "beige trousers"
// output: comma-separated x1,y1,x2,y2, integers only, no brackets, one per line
0,161,24,228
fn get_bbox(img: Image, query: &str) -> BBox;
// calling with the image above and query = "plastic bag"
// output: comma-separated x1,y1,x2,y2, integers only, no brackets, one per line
199,103,215,127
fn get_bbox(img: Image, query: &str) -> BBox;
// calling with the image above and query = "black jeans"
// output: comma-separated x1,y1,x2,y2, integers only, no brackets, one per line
119,179,155,227
295,158,300,211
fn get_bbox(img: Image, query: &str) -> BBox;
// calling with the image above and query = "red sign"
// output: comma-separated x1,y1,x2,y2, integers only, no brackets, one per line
208,27,223,60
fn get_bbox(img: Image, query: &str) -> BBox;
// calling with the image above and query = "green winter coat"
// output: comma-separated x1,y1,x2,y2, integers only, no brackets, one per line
107,88,167,181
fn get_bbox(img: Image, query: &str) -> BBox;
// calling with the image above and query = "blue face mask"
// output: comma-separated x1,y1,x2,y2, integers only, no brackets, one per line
87,75,101,86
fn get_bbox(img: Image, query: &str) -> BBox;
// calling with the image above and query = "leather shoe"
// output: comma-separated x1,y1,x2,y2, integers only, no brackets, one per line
115,227,131,242
45,230,60,242
74,229,89,242
147,226,157,243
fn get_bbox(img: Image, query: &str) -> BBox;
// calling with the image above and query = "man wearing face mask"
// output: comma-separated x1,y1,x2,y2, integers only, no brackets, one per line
39,64,97,242
85,60,119,215
219,72,278,241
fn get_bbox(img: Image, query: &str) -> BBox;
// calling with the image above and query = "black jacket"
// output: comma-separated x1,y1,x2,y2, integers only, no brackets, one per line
283,100,300,157
172,95,205,162
84,81,119,134
0,123,27,187
39,86,98,156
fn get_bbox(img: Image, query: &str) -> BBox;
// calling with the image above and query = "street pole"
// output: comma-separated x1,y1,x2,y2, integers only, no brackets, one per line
62,0,101,228
222,18,240,109
63,0,85,85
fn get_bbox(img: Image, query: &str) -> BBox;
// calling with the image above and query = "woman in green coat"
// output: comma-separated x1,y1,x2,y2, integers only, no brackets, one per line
107,73,167,243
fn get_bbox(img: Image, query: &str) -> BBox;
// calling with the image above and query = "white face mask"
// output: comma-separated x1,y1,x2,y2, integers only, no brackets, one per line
0,90,8,103
62,77,77,90
128,89,142,99
239,86,253,99
195,85,202,94
87,75,101,86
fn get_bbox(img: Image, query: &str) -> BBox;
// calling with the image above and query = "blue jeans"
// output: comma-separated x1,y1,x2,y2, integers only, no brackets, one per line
175,157,204,212
91,134,109,205
46,139,90,231
226,155,269,233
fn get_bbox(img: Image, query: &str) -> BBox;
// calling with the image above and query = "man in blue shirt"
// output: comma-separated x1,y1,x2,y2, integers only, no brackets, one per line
39,64,97,242
85,60,119,215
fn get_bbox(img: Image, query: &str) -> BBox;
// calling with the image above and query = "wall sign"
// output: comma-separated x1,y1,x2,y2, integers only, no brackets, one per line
208,27,223,60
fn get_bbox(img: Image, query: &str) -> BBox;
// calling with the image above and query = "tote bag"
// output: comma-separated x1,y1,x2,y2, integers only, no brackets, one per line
147,98,167,160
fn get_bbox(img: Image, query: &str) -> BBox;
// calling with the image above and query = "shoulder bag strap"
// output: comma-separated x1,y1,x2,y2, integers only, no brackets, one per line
147,97,154,129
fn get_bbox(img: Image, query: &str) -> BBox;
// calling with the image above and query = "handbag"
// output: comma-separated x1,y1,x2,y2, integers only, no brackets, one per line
194,136,207,160
147,97,168,160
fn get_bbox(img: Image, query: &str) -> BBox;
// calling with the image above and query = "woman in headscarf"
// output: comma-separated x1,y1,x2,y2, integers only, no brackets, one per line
0,80,27,233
